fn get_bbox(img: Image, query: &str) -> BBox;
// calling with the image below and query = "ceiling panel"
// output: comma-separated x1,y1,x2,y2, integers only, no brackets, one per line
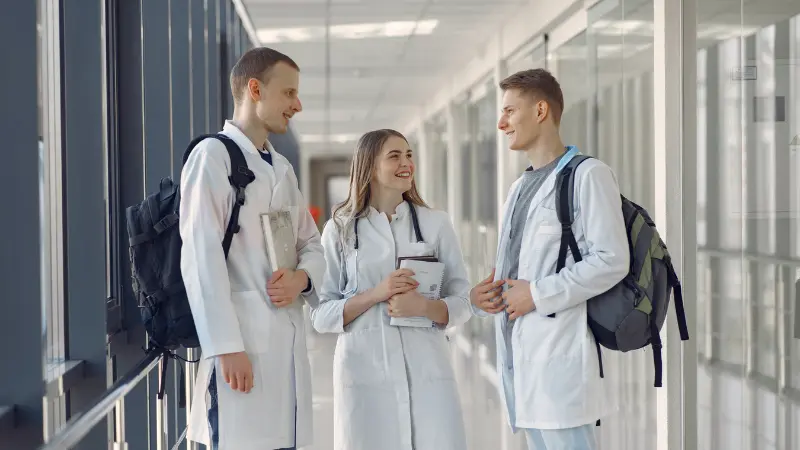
242,0,532,146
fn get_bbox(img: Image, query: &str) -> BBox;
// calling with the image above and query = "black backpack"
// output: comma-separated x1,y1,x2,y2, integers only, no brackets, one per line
553,155,689,389
125,133,254,403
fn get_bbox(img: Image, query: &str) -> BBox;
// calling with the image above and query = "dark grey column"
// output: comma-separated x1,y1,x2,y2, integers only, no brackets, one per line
0,2,43,448
232,13,241,63
141,1,177,447
240,18,249,52
169,1,192,442
61,1,111,447
115,1,152,448
218,0,230,120
190,0,208,136
143,0,175,186
207,0,221,132
171,0,191,174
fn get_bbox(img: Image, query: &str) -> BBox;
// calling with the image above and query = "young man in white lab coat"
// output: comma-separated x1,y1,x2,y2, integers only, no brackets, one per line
470,69,629,449
180,47,325,450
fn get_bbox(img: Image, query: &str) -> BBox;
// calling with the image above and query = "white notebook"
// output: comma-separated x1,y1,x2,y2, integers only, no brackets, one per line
260,211,298,273
390,258,445,328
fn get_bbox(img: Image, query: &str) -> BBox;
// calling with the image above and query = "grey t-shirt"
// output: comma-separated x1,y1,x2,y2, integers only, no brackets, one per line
500,156,560,376
502,156,560,282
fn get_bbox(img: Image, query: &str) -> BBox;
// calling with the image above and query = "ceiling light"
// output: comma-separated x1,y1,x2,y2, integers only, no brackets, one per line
257,20,439,44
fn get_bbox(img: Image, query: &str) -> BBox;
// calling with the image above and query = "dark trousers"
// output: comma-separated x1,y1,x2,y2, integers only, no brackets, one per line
208,368,296,450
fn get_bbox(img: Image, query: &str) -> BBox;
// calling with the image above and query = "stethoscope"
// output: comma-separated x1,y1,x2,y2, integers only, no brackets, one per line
342,199,426,376
340,199,426,295
353,198,424,250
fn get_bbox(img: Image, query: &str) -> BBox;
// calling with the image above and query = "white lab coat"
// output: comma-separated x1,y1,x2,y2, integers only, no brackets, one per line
475,151,629,431
312,203,471,450
181,121,325,450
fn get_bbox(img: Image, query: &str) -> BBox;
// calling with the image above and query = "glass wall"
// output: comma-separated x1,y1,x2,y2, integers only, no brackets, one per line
583,0,659,447
696,2,800,449
469,81,499,285
1,0,261,446
424,113,449,210
551,31,591,158
505,43,549,182
412,1,800,448
38,0,67,437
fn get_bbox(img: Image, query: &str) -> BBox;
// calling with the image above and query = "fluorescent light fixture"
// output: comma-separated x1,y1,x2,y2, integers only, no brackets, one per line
300,134,360,144
257,20,439,44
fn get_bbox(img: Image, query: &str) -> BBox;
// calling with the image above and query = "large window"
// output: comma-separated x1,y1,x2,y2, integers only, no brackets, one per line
583,0,658,447
467,81,498,284
424,113,449,211
38,0,68,437
696,2,800,449
551,31,591,159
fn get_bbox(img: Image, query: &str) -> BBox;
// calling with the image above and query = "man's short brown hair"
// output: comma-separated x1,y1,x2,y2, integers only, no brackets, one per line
230,47,299,105
499,68,564,124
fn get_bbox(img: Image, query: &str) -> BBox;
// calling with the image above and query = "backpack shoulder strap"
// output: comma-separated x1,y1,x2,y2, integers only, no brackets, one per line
546,154,593,320
214,135,254,258
182,133,255,259
666,263,690,341
554,154,593,272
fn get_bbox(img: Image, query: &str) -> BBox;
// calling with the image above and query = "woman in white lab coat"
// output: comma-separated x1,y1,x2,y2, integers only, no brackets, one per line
311,129,471,450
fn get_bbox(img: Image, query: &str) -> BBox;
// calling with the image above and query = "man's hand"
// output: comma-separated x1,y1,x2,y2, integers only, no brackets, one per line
503,279,535,320
267,268,308,307
387,290,428,318
218,351,254,393
470,269,505,314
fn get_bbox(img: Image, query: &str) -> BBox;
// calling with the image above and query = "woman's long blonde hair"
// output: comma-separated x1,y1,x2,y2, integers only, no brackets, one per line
332,129,428,241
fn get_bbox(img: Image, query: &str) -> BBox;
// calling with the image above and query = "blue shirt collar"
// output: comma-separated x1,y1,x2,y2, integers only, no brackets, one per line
525,145,581,172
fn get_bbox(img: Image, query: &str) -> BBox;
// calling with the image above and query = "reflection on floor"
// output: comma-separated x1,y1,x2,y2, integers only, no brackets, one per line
305,313,800,450
303,323,527,450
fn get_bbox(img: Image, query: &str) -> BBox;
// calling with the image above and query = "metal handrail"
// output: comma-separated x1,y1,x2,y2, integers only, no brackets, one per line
39,351,162,449
698,246,800,268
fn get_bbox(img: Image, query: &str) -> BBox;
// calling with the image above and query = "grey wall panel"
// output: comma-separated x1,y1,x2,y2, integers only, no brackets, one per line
239,16,249,52
115,1,152,448
0,2,42,448
190,0,208,136
218,0,231,120
141,1,175,447
142,0,175,188
207,0,220,131
169,2,193,440
233,13,241,63
61,1,110,447
269,129,301,180
171,0,192,176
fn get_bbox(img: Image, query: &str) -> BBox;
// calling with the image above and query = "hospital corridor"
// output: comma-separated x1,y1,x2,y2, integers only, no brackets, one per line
3,0,800,449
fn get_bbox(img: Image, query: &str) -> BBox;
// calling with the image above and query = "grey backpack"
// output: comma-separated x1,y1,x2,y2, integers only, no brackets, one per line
552,155,689,388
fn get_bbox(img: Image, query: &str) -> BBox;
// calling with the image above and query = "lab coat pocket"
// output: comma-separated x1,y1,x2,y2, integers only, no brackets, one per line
334,331,387,387
230,290,274,354
530,219,561,251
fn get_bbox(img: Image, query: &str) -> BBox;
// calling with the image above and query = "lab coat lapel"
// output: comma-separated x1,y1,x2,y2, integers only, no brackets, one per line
267,150,292,211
